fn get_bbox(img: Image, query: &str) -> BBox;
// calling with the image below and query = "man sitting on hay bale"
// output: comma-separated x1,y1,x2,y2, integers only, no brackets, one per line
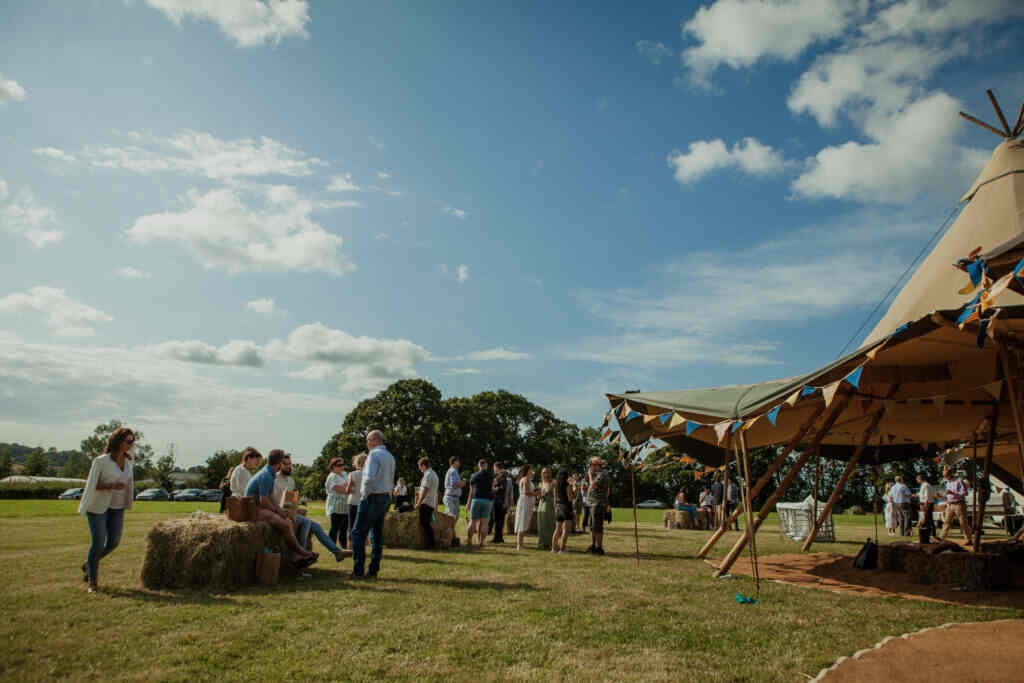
245,450,318,568
274,453,350,563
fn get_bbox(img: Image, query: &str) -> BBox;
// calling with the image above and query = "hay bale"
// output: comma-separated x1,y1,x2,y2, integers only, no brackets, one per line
381,509,456,549
663,510,673,528
141,516,284,591
505,505,537,535
904,551,1010,589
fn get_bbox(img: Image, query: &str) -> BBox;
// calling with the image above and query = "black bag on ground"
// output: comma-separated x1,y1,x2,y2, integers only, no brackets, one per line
852,538,877,570
918,523,932,544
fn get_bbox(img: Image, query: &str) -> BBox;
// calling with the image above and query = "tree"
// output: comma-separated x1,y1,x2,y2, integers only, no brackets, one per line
23,448,51,476
154,452,176,492
0,448,12,479
59,451,91,479
80,420,155,479
201,449,243,489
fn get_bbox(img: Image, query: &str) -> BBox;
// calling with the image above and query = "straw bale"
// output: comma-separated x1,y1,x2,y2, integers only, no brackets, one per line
381,509,456,549
505,505,537,535
664,509,695,530
904,551,1011,589
141,516,286,591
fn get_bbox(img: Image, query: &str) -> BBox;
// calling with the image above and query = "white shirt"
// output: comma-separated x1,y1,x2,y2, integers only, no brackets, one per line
890,482,911,505
274,472,296,505
230,466,252,498
918,482,934,504
79,454,134,515
347,470,363,506
418,468,439,509
325,471,348,515
361,445,396,497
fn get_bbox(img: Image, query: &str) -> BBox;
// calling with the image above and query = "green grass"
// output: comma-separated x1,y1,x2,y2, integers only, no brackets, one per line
0,501,1018,682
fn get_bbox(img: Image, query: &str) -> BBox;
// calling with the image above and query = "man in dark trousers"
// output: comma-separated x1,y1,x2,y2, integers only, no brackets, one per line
491,461,511,543
710,473,724,529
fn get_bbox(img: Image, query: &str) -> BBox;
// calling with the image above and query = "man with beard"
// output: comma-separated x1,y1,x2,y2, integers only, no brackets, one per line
273,452,349,563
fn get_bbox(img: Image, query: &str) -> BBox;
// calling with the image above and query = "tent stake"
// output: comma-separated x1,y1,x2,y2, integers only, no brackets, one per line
697,403,826,559
714,393,852,577
802,407,885,551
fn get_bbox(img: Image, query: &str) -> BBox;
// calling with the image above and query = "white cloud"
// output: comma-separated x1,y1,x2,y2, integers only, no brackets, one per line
267,322,429,394
635,40,674,64
439,264,449,274
681,0,863,86
151,339,264,367
442,205,468,220
33,147,77,163
81,130,325,180
0,182,63,247
0,73,26,103
457,264,469,283
442,367,483,375
791,91,986,202
316,199,364,210
246,297,282,314
861,0,1024,41
144,0,310,47
667,137,789,184
376,171,392,180
465,347,533,361
126,186,354,275
116,267,152,280
561,333,780,368
326,173,361,192
0,286,113,337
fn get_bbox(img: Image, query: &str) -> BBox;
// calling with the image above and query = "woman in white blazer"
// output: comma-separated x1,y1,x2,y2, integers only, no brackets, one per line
78,426,135,593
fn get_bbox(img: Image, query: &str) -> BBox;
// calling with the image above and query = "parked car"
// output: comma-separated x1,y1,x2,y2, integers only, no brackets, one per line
172,488,204,502
58,488,84,500
199,489,223,502
637,499,667,509
136,488,170,501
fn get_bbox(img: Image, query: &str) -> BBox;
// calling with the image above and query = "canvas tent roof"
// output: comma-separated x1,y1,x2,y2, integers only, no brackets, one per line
605,137,1024,474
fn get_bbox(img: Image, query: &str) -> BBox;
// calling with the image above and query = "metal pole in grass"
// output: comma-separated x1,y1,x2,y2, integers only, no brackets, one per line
631,463,640,566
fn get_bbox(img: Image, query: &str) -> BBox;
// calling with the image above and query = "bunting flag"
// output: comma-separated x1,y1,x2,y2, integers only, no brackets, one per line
693,470,703,480
618,401,631,419
668,413,686,429
606,430,620,443
983,380,1003,400
685,420,701,436
642,413,659,425
601,412,611,429
845,366,863,389
714,420,731,444
935,395,946,415
766,404,781,426
785,388,802,407
742,414,761,431
658,412,673,425
600,429,612,441
800,385,818,397
890,322,910,337
956,292,982,328
977,319,990,349
681,455,695,464
822,380,841,407
625,410,642,422
730,420,743,433
866,339,887,360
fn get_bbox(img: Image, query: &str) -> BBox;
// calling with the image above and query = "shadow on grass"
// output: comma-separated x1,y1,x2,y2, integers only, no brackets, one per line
103,587,237,605
386,553,449,565
385,576,537,591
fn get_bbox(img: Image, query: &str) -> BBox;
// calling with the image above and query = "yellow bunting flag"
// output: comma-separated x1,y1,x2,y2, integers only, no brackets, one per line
983,380,1003,400
742,414,761,431
618,401,631,418
714,420,731,444
785,388,802,407
668,412,686,429
642,413,659,425
822,380,842,407
681,455,695,465
866,339,887,360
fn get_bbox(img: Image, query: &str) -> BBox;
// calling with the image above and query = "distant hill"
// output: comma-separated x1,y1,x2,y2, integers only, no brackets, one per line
0,443,80,468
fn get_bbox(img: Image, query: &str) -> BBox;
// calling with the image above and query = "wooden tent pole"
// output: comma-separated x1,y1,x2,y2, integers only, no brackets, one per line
697,403,827,558
802,407,884,551
631,464,640,566
1013,98,1024,138
738,431,760,594
974,406,999,553
997,344,1024,491
714,393,852,577
812,445,821,538
987,89,1013,136
959,111,1009,138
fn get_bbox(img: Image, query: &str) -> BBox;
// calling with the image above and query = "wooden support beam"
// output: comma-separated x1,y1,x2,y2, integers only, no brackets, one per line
697,402,827,559
974,405,998,553
802,407,884,551
714,393,853,577
738,431,760,592
987,89,1013,136
960,110,1009,138
997,345,1024,502
1013,98,1024,138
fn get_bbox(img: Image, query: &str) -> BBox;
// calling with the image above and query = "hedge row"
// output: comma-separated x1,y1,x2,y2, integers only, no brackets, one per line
0,482,78,499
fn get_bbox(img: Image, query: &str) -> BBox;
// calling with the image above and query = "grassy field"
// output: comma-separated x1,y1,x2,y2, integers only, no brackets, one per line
1,501,1020,682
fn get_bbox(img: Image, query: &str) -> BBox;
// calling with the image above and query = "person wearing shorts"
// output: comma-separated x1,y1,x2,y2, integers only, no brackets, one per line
552,469,575,554
443,456,465,520
467,459,493,547
586,456,611,555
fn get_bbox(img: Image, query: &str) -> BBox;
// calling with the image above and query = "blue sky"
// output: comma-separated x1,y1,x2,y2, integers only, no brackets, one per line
2,0,1023,466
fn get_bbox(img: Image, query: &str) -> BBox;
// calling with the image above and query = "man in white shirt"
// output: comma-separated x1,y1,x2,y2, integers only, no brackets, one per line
916,474,935,538
229,447,262,497
274,453,349,563
351,429,396,579
415,457,439,549
890,476,912,536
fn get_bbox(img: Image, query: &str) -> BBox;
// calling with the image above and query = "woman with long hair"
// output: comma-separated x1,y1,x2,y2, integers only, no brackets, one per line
79,426,135,593
345,453,367,543
536,467,555,550
552,469,575,554
513,464,536,550
325,457,349,549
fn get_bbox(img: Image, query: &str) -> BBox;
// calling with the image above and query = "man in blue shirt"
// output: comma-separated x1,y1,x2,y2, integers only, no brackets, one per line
245,450,317,566
443,456,465,520
350,429,395,579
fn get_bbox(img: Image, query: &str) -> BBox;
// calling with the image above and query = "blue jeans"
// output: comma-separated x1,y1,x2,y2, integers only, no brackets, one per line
86,508,124,583
296,514,340,554
350,494,390,576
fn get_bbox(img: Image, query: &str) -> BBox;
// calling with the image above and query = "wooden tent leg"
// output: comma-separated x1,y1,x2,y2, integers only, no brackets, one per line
974,407,999,552
714,393,852,577
998,345,1024,493
802,407,884,551
697,403,826,559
